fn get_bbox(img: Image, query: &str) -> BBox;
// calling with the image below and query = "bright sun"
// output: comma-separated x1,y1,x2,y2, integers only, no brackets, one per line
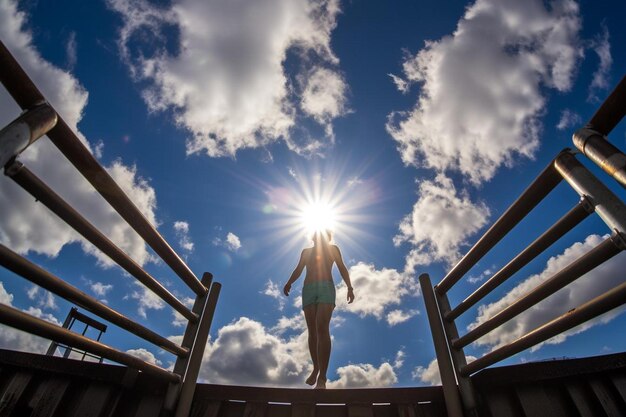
300,201,336,236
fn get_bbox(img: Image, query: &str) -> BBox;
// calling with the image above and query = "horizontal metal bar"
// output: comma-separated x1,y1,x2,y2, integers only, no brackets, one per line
0,244,188,357
0,303,180,382
446,199,593,321
4,161,197,323
418,274,464,417
437,155,564,294
555,151,626,235
461,278,626,376
452,236,621,349
0,104,57,168
573,128,626,189
0,41,206,296
588,75,626,136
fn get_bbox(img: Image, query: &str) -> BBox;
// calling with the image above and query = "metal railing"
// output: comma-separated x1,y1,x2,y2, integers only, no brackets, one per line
0,40,220,417
420,74,626,417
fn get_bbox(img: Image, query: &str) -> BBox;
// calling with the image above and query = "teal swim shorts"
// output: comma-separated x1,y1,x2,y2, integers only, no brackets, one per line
302,281,336,308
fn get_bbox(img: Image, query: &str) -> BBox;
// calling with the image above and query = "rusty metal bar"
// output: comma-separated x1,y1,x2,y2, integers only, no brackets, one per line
418,274,464,417
452,236,622,349
0,244,188,357
174,280,221,417
555,151,626,235
0,104,57,168
4,160,197,323
573,128,626,188
588,75,626,136
437,157,564,295
0,41,205,296
446,199,593,321
0,303,180,382
461,278,626,376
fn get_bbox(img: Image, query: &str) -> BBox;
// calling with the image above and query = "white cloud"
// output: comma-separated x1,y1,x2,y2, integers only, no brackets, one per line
386,0,581,184
108,0,347,158
130,285,165,319
328,362,398,388
65,31,77,70
587,24,612,102
171,296,195,327
335,262,414,321
271,313,306,335
0,282,59,353
26,285,57,310
262,280,285,311
556,108,582,131
395,175,490,268
173,220,194,252
388,73,409,94
212,232,241,252
467,266,495,285
393,349,405,369
0,0,158,269
469,234,626,351
385,309,419,326
90,282,113,297
413,356,477,385
126,348,162,365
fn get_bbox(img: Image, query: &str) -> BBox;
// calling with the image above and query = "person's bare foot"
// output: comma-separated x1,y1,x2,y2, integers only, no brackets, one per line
314,376,327,389
305,369,319,386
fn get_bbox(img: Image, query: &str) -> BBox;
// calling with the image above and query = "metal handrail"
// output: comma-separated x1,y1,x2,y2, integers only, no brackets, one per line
0,40,205,296
421,75,626,415
0,41,221,415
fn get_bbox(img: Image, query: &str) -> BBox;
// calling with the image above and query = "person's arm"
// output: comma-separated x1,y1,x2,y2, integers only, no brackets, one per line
283,250,306,296
333,246,354,304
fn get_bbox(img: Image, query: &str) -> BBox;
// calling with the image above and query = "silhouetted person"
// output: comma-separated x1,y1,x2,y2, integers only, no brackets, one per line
283,230,354,389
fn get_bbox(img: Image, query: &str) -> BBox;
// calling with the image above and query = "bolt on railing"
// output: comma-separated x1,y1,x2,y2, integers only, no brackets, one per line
420,75,626,416
0,40,221,415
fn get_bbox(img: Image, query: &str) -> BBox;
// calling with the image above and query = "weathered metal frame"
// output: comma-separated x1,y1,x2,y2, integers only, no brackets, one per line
0,40,221,414
421,75,626,416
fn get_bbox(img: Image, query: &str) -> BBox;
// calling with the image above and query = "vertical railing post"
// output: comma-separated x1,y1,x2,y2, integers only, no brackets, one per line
435,289,478,415
419,274,464,417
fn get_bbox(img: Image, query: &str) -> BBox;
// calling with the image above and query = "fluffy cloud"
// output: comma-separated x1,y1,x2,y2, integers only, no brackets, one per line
335,262,415,324
173,220,194,252
556,108,582,131
197,317,311,386
213,232,242,252
0,0,158,268
413,356,477,386
90,282,113,297
262,279,285,311
27,285,57,310
126,348,162,365
587,24,612,102
387,0,581,184
394,175,490,267
108,0,347,158
0,282,59,353
328,362,398,388
129,285,165,319
171,296,195,327
469,235,626,351
385,309,419,326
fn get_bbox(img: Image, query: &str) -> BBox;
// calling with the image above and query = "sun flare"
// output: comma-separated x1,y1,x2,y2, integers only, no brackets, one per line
300,201,336,236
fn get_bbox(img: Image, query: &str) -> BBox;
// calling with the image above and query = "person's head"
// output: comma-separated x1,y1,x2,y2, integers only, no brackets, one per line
312,229,333,246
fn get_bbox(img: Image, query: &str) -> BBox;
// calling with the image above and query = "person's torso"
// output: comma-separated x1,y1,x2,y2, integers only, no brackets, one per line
303,245,335,284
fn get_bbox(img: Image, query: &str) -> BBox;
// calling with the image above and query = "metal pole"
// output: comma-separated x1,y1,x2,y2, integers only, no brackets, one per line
446,199,593,321
0,41,205,296
174,281,221,417
461,278,626,376
4,160,197,323
46,307,76,356
0,243,188,357
418,274,463,417
0,303,180,382
555,151,626,234
435,289,478,413
573,128,626,188
452,235,622,349
437,157,563,294
0,104,57,168
587,75,626,136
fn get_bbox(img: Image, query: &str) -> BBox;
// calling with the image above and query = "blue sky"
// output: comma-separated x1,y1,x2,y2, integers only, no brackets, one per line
0,0,625,388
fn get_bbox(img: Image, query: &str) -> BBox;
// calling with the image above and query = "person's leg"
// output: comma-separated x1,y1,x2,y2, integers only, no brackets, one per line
315,303,334,389
303,304,319,385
